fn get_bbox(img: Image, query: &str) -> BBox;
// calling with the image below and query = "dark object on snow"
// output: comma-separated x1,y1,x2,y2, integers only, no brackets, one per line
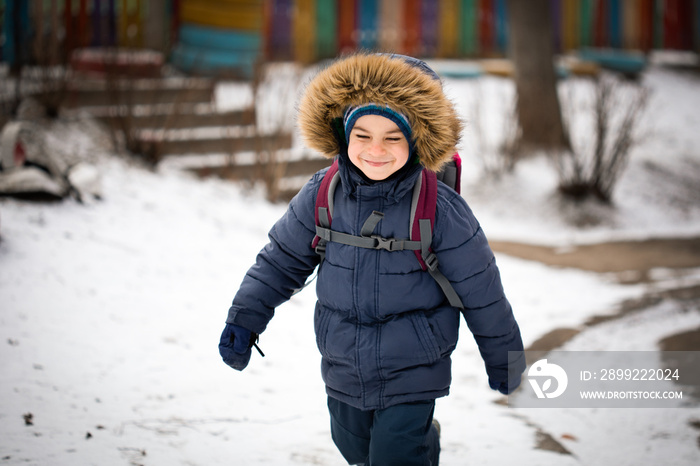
0,120,102,201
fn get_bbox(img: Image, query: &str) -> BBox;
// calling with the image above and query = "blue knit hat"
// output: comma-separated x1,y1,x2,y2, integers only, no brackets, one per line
343,103,414,154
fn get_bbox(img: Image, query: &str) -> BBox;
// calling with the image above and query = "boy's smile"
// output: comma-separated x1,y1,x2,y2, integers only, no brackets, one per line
347,114,410,181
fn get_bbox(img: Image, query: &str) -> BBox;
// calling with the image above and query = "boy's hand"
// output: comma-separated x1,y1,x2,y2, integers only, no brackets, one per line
489,377,521,395
219,323,262,371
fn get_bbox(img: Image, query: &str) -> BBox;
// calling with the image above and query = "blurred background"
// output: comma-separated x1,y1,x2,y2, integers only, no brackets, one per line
3,1,697,74
1,0,699,201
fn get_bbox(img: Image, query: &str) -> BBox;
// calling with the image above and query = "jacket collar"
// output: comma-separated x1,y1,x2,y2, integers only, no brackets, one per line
337,152,422,204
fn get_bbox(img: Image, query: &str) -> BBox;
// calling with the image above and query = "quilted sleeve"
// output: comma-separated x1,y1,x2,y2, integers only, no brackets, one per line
225,172,324,334
433,188,526,388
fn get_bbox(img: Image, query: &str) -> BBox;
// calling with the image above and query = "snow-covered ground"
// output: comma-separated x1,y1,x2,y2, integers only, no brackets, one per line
1,53,700,465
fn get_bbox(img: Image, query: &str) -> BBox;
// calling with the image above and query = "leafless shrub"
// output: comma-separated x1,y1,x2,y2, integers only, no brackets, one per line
103,50,160,164
100,49,205,166
28,66,69,119
28,0,68,118
1,1,68,121
0,66,16,128
555,73,649,203
497,95,522,172
467,78,520,177
0,65,69,124
243,61,303,202
181,58,304,203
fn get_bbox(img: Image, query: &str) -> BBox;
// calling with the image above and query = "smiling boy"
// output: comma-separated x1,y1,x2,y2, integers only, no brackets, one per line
219,53,525,466
346,111,410,180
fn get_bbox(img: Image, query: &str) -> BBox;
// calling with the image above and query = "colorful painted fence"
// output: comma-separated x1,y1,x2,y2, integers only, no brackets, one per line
2,0,699,74
263,0,512,60
1,0,174,66
554,0,698,52
265,0,700,62
169,0,264,78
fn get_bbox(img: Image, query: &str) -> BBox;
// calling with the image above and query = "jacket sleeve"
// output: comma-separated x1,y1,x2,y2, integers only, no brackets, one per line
225,172,323,334
433,188,526,387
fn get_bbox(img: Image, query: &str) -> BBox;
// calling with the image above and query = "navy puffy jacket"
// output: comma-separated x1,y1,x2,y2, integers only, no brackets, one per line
226,154,525,410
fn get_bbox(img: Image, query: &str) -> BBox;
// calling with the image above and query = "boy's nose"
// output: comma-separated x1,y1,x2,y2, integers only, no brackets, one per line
368,141,386,155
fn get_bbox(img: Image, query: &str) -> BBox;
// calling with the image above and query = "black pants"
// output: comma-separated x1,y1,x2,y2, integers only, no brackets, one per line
328,397,440,466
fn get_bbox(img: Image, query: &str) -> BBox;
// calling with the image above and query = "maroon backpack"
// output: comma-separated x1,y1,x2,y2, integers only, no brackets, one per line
310,154,464,309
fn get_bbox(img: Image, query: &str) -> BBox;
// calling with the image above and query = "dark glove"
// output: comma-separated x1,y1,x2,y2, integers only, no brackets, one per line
489,376,521,395
219,323,264,371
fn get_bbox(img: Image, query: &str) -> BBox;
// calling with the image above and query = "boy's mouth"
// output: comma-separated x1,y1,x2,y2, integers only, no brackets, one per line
362,158,392,168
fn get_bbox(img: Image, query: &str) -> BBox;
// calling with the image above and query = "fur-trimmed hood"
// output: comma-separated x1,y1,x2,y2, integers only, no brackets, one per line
297,53,462,173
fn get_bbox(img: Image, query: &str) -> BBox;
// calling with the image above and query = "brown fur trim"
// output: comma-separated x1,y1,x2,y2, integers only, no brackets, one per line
297,53,462,172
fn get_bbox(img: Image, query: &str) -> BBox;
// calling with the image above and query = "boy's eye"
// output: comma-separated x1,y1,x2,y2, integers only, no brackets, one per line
386,137,401,142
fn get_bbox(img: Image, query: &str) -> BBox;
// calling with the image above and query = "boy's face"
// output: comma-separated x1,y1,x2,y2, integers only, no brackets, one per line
347,114,410,181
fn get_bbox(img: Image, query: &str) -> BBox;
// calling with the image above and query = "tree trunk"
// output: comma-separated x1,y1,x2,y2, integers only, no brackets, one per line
506,0,569,155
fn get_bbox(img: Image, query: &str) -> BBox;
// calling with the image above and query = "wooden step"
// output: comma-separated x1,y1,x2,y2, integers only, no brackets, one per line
61,77,216,108
201,157,332,202
62,86,214,108
189,157,330,181
143,132,293,158
92,106,255,130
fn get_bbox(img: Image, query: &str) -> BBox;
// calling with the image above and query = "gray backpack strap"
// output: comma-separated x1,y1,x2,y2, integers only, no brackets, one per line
436,161,458,191
327,169,341,218
314,168,342,261
409,172,422,234
315,206,331,261
361,211,385,236
316,211,422,252
419,219,465,309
